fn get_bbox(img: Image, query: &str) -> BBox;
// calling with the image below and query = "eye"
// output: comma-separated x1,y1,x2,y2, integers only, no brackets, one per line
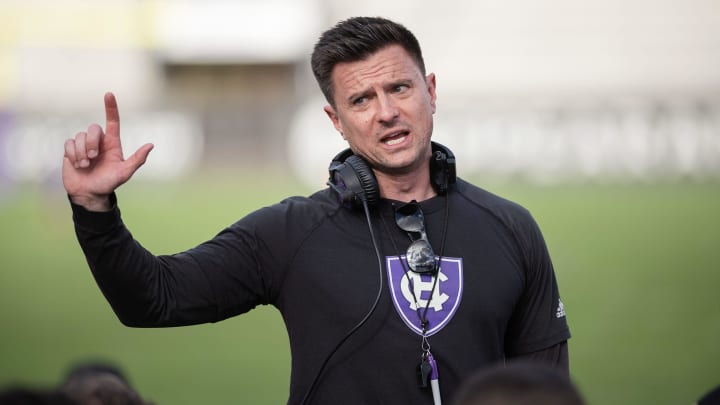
352,96,368,106
392,84,409,93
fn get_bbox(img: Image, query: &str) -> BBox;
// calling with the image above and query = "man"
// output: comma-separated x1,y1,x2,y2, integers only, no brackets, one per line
63,17,570,404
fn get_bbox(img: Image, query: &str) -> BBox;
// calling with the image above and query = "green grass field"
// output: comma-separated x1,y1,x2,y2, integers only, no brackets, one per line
1,173,718,404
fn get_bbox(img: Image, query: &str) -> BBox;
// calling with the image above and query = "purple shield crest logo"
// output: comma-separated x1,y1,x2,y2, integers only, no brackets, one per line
386,256,463,336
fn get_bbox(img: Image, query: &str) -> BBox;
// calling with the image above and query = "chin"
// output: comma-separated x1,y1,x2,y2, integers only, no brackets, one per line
381,158,425,175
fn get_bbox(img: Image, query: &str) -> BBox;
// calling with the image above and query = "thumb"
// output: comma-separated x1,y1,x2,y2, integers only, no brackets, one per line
122,143,155,177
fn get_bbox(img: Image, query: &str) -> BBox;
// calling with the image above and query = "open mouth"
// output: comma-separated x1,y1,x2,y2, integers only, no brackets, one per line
382,131,409,146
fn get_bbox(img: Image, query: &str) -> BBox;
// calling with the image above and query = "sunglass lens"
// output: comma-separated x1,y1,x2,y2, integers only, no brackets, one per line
407,239,436,273
395,204,424,233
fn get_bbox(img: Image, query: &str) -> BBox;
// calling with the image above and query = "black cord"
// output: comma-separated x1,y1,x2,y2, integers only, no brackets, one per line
380,193,449,332
419,193,450,326
299,198,384,405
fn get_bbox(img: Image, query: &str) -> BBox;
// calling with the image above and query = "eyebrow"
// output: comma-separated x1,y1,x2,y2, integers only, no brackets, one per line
344,78,414,105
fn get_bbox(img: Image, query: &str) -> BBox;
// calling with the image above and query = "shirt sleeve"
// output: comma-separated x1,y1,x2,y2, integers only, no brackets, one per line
508,341,569,374
503,211,571,356
71,193,269,327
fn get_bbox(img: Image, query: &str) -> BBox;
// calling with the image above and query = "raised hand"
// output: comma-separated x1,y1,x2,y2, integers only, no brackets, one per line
62,92,154,211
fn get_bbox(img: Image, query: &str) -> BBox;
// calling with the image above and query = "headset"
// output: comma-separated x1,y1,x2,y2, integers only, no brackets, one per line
300,142,457,404
327,141,457,209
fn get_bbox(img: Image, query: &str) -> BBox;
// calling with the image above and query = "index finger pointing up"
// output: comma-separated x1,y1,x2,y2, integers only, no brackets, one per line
104,92,120,137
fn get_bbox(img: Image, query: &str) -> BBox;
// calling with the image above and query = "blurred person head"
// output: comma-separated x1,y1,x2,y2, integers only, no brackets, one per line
0,387,75,405
62,363,130,387
59,362,153,405
452,362,585,405
697,384,720,405
311,16,427,107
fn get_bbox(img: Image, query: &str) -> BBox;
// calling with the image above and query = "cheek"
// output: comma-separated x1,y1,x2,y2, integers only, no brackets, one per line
344,114,373,135
417,107,435,138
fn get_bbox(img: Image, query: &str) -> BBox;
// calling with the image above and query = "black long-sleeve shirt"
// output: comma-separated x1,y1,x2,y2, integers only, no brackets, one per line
72,179,570,404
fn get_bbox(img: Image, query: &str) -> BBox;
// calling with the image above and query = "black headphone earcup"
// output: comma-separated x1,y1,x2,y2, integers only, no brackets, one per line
327,150,380,209
344,155,380,207
430,142,457,195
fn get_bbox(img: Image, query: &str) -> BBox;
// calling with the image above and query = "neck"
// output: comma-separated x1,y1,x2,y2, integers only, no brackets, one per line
374,168,437,203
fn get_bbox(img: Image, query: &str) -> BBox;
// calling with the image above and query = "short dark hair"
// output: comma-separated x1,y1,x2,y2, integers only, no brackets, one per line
0,387,75,405
311,16,426,106
453,362,585,405
59,362,153,405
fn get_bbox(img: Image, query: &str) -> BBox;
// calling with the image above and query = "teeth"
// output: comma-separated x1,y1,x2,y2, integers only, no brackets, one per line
385,134,406,146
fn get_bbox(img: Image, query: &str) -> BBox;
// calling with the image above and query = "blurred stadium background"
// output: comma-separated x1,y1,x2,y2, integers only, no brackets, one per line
0,0,718,404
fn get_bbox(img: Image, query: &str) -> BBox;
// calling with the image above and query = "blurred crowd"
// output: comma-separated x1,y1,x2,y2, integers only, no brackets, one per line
0,362,153,405
2,360,718,404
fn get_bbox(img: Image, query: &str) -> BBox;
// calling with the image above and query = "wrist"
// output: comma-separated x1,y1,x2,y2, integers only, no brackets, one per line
70,194,113,212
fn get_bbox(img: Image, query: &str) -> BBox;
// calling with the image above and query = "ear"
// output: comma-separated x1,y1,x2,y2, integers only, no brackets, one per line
323,105,345,138
426,73,437,114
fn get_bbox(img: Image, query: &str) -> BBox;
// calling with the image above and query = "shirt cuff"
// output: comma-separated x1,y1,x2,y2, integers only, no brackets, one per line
69,192,122,233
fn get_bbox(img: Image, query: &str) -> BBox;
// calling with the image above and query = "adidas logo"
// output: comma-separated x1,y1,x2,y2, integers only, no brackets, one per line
556,299,566,318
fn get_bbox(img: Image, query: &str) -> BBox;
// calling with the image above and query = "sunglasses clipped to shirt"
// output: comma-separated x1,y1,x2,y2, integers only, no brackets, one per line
395,202,437,274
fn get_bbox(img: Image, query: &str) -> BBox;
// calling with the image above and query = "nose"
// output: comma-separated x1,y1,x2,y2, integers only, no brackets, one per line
376,93,399,124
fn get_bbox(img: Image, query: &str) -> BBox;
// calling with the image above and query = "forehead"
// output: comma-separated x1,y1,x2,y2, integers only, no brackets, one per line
331,45,423,96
